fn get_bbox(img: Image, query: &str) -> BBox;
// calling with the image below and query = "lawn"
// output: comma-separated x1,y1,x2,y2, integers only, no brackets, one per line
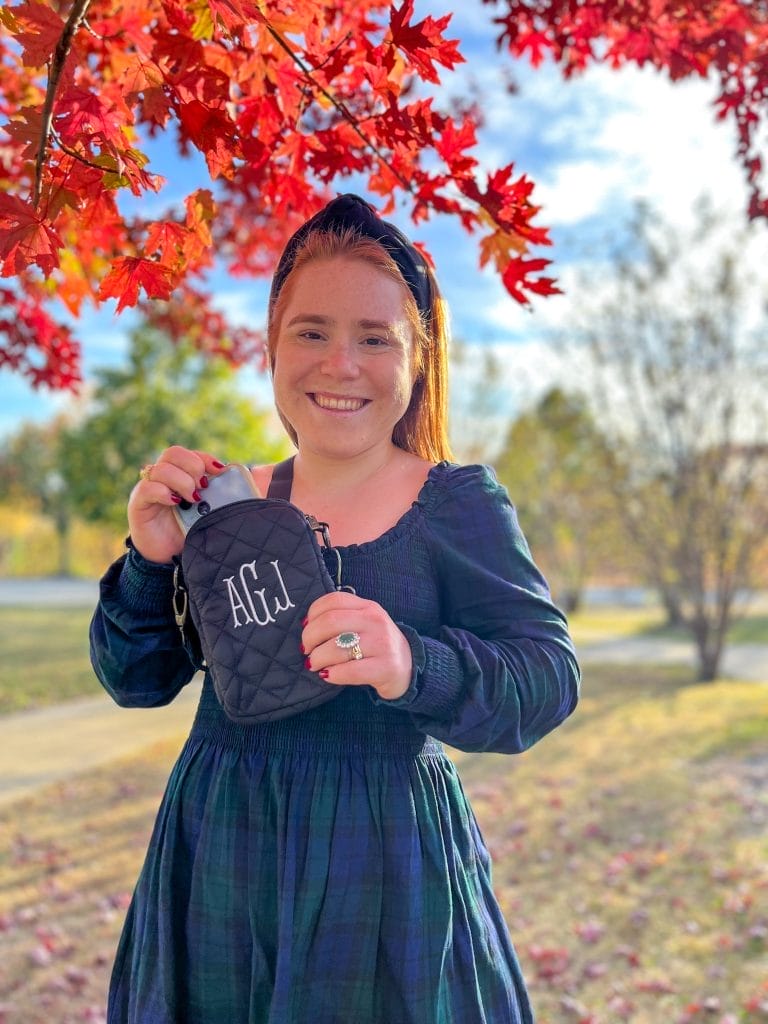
2,600,765,715
1,663,766,1023
568,604,768,647
0,607,102,714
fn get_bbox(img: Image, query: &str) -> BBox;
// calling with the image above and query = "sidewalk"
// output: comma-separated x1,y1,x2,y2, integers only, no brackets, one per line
1,639,765,808
576,637,768,682
0,577,765,807
0,679,202,807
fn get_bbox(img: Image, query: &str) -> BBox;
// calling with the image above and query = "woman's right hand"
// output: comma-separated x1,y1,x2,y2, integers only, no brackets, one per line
127,446,226,564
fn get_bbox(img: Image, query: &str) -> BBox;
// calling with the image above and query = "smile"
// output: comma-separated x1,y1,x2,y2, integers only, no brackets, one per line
311,393,368,412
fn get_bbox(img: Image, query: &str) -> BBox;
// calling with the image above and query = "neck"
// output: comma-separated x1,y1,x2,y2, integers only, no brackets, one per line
293,442,406,495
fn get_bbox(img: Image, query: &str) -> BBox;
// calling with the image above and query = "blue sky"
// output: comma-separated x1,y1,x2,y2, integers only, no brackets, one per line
0,2,757,440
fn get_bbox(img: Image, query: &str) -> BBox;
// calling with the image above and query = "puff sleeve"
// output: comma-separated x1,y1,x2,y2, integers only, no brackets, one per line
89,545,198,707
373,464,580,753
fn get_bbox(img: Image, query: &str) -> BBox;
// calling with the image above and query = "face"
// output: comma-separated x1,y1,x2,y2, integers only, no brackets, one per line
272,257,416,460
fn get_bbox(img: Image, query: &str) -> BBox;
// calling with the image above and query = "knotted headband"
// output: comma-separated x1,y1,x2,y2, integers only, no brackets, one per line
269,193,431,318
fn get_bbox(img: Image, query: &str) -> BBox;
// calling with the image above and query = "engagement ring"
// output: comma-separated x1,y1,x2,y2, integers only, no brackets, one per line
335,631,363,661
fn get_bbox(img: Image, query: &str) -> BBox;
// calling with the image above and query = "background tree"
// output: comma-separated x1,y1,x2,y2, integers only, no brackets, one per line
567,201,768,680
448,340,510,465
0,415,75,574
1,1,767,390
58,317,288,530
494,387,623,612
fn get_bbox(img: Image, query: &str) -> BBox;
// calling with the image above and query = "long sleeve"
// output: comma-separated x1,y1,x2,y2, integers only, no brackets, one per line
89,544,198,707
373,464,580,754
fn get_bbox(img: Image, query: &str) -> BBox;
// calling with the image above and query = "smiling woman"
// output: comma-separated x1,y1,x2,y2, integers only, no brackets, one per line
270,254,417,469
89,193,580,1024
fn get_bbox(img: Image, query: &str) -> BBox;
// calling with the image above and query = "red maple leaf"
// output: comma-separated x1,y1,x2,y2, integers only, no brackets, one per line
145,221,191,268
97,257,174,313
8,1,65,67
389,0,464,84
502,256,560,304
0,194,62,276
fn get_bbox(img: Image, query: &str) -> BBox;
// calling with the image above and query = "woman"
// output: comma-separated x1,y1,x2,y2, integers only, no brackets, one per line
91,194,580,1023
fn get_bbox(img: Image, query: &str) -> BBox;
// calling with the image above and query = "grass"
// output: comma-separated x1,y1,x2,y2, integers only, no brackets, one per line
1,664,767,1023
569,604,768,647
0,607,102,714
1,599,764,716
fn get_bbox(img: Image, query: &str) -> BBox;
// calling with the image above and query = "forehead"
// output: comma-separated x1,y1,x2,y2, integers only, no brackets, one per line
281,256,411,322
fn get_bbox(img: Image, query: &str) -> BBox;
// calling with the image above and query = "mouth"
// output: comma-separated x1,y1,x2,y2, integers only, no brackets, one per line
310,393,369,412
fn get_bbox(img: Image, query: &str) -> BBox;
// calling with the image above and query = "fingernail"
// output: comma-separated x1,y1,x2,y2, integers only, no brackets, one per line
299,644,305,655
200,476,209,488
301,617,308,627
304,657,312,670
192,489,202,502
212,460,225,469
171,494,182,504
319,669,329,680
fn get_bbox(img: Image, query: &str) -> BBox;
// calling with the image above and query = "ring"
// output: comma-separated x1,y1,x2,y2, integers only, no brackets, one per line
335,631,363,661
139,463,155,483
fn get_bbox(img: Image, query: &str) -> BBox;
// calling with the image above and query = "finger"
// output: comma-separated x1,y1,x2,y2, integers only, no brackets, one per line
306,591,372,616
314,658,381,689
140,461,202,503
305,629,372,672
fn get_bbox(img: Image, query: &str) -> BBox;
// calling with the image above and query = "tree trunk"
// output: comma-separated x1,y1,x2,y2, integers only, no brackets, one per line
55,513,72,577
659,587,687,629
691,621,725,682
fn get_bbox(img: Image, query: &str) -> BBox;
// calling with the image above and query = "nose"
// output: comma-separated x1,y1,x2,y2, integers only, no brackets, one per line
319,337,360,378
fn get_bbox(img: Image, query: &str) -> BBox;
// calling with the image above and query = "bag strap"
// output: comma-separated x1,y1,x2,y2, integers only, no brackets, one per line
267,456,295,500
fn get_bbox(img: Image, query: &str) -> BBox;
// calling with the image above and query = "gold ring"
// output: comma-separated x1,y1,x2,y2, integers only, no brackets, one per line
335,631,363,661
139,463,155,483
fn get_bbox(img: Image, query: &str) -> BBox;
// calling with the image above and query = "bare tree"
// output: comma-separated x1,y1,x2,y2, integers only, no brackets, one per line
568,200,768,680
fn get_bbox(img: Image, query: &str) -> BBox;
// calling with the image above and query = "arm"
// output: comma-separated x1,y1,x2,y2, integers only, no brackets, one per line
89,544,198,707
374,465,580,754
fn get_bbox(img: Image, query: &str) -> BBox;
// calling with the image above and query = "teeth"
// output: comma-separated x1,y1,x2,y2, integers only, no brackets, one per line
313,394,365,411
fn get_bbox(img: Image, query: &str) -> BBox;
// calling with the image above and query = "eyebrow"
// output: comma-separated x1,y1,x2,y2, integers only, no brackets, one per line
285,314,399,332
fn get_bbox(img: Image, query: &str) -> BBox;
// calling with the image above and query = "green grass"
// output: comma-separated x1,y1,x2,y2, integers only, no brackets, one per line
569,604,768,646
1,664,767,1022
0,606,102,713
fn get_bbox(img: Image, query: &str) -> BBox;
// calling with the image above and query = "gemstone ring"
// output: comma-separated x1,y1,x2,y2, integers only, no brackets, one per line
335,631,363,661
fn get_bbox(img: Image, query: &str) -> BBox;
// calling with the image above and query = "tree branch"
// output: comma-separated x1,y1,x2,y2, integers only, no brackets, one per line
33,0,93,209
263,22,413,193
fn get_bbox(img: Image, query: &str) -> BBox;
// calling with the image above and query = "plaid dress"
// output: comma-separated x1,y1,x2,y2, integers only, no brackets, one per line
90,462,579,1024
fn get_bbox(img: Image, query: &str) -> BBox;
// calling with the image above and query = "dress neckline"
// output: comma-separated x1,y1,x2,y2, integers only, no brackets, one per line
318,460,450,555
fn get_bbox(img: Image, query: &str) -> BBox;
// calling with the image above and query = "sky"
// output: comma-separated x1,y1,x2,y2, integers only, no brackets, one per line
1,2,763,442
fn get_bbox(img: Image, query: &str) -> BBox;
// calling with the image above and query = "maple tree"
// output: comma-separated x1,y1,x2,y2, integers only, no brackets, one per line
1,0,766,391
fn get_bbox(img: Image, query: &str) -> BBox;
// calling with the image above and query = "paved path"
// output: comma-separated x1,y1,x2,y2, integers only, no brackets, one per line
0,680,202,807
0,578,765,807
576,637,768,682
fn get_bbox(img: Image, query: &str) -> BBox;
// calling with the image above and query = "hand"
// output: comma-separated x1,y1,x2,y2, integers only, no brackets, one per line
301,591,413,702
127,446,227,564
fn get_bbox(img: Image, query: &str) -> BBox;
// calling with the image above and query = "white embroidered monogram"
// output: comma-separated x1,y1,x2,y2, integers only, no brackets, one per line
223,558,296,629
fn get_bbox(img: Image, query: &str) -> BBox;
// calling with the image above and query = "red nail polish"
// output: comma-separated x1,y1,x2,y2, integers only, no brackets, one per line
200,476,209,488
305,657,312,670
171,494,182,504
299,644,305,655
319,669,329,680
301,617,308,627
212,460,225,469
192,489,202,502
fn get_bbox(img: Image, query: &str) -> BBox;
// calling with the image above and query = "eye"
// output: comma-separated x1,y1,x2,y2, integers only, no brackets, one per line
298,329,325,342
361,335,389,347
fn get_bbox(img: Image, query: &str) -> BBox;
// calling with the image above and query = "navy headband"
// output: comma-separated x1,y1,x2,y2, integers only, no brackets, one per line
269,193,431,318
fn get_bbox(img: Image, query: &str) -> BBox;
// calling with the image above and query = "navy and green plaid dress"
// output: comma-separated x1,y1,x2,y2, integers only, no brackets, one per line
90,462,579,1024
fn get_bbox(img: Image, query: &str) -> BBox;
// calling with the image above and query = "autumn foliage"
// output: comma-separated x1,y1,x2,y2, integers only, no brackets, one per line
1,0,766,390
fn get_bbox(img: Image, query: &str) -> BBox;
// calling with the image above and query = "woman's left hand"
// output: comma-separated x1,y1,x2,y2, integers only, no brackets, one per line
301,591,412,702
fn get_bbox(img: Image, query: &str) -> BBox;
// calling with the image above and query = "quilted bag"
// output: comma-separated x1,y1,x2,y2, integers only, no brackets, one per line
172,497,345,723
